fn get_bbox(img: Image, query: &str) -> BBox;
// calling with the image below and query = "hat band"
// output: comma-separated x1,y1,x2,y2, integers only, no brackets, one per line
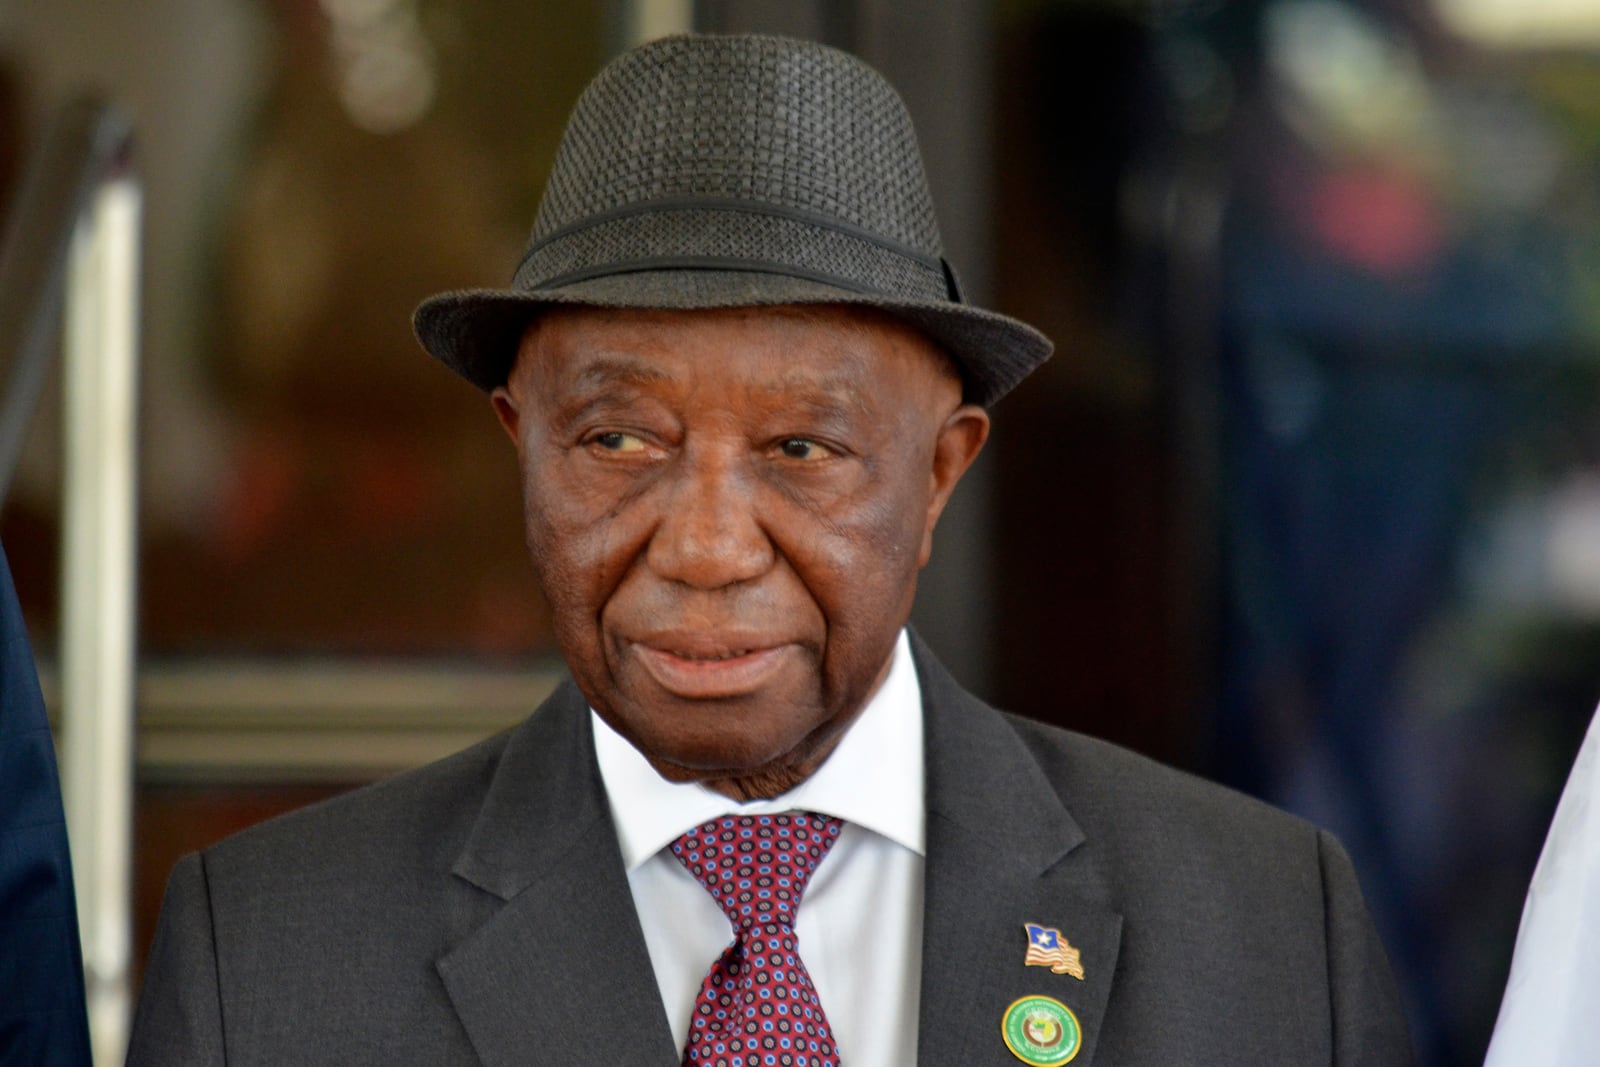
512,200,952,303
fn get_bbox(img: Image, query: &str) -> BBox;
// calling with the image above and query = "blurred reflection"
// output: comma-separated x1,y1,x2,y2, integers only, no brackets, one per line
321,0,437,133
1436,0,1600,48
183,0,538,654
1213,1,1600,1063
1,0,606,655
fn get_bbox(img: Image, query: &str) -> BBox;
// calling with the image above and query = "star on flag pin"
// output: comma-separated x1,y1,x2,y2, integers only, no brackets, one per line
1023,923,1085,979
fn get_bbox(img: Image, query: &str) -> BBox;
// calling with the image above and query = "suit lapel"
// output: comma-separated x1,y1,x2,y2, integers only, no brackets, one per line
913,635,1123,1067
436,681,678,1067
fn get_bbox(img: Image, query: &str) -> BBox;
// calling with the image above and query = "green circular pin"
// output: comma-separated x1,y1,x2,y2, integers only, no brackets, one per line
1001,994,1082,1066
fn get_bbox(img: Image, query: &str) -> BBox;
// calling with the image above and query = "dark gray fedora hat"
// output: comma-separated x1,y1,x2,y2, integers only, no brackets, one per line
413,32,1052,406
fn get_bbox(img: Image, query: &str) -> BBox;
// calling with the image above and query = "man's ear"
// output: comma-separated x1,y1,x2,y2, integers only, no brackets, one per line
490,386,521,447
918,404,990,567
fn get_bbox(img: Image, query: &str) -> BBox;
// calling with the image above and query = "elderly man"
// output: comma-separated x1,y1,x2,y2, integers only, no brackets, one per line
127,33,1411,1067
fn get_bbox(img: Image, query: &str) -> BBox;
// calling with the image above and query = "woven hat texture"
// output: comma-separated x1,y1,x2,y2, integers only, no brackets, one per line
414,33,1052,405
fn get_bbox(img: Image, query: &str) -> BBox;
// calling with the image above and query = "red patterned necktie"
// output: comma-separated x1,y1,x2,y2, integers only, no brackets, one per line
670,811,844,1067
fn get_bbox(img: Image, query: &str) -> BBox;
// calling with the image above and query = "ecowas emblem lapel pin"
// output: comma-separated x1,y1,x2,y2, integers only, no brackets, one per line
1001,995,1083,1066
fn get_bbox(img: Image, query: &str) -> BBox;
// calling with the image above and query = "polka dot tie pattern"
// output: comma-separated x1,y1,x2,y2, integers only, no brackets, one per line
670,812,844,1067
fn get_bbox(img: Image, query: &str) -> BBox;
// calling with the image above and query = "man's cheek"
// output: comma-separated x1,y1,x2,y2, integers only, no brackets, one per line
833,492,925,575
529,520,604,595
525,463,614,553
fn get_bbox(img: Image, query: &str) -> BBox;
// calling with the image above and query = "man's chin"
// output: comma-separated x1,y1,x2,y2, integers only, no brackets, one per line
635,732,825,799
599,689,817,772
641,743,794,785
647,755,821,803
591,689,855,797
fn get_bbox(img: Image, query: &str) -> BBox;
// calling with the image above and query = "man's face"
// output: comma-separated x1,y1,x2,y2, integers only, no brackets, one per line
492,305,988,799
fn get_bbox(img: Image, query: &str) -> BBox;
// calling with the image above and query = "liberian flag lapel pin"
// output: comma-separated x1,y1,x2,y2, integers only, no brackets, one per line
1023,922,1086,980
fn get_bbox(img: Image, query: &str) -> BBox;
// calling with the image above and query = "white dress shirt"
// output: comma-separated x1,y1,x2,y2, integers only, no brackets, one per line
592,628,925,1066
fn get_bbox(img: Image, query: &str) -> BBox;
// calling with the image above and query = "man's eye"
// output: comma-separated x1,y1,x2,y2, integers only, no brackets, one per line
593,431,646,453
778,438,830,460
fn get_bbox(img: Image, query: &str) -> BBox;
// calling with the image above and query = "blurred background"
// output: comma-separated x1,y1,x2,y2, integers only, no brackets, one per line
3,0,1599,1063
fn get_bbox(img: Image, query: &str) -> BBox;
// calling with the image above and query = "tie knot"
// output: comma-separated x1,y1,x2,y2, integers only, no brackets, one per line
670,812,842,931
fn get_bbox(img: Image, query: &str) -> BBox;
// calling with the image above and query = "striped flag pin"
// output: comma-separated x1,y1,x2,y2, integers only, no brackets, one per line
1023,923,1085,980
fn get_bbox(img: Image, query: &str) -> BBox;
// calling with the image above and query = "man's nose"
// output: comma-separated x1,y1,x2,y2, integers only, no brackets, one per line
645,448,775,589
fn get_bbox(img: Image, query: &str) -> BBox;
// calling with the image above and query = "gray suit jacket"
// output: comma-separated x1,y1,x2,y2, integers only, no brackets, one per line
126,637,1412,1065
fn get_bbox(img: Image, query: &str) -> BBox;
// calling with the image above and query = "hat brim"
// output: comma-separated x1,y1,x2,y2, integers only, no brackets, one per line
413,269,1051,407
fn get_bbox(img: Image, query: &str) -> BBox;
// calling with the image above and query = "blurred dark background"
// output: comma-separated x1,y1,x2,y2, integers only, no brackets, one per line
5,1,1600,1063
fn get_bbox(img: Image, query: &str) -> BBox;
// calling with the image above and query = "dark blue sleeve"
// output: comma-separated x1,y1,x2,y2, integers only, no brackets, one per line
0,542,92,1066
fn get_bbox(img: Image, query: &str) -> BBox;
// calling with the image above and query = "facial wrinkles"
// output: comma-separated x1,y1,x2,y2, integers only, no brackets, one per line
538,329,935,619
515,344,645,657
810,367,932,558
779,475,910,715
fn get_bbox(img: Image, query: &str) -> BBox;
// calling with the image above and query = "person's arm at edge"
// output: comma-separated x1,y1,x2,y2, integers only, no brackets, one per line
1320,829,1414,1066
124,852,226,1066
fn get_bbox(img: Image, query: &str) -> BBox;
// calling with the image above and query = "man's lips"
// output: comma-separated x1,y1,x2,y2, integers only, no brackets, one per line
630,637,794,700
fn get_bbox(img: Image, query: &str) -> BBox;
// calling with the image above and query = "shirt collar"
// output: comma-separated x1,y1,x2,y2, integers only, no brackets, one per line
592,629,926,870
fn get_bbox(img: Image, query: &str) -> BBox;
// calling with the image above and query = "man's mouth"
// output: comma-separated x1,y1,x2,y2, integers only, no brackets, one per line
630,638,792,699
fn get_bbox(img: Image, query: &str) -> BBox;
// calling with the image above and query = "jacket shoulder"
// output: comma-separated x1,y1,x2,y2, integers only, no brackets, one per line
201,723,513,881
132,685,599,1065
1000,711,1318,849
